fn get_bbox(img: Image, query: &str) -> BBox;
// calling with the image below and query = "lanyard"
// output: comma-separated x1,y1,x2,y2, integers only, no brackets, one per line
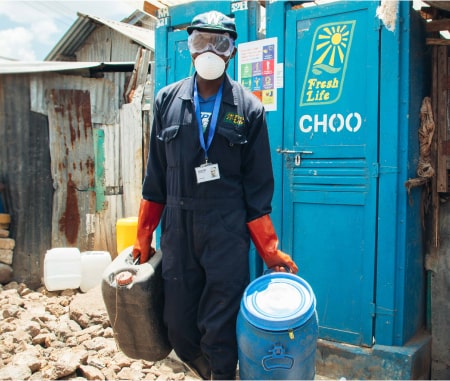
194,79,224,162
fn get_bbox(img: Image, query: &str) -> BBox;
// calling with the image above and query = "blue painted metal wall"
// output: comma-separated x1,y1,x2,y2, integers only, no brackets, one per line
376,0,427,346
264,0,427,347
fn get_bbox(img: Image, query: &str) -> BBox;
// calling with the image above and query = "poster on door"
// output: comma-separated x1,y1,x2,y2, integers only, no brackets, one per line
237,37,277,112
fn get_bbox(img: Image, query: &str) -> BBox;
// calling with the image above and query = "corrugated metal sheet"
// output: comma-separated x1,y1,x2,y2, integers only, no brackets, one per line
146,0,191,7
30,73,122,125
28,55,150,252
0,61,135,74
43,80,143,251
86,14,155,49
0,75,53,289
48,89,96,248
74,26,147,62
46,13,154,61
26,49,152,250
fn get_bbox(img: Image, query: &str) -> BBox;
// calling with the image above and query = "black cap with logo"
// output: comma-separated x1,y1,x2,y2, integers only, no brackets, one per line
187,11,238,40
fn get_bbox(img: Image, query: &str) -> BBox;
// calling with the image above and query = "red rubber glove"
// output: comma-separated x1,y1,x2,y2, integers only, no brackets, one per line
247,214,298,274
132,199,165,263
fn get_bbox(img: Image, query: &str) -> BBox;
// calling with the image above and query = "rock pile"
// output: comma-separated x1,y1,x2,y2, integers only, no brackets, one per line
0,213,14,284
0,282,199,381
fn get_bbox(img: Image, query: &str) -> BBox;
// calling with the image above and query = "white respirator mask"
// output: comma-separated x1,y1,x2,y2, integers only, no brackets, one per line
194,52,228,80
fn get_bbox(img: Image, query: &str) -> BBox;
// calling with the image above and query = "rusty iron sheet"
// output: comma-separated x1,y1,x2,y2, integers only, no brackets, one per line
48,89,96,248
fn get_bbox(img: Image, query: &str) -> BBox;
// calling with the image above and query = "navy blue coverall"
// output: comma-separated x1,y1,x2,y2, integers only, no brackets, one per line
142,73,274,376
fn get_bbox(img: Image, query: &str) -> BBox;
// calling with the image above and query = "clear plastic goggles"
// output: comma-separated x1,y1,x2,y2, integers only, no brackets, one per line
188,30,235,56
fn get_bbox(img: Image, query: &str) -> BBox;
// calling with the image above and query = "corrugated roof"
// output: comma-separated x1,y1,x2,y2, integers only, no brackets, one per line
86,14,155,49
0,61,135,74
144,0,192,9
45,12,154,61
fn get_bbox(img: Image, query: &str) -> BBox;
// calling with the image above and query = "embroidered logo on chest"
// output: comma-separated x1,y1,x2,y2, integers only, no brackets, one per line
224,112,244,126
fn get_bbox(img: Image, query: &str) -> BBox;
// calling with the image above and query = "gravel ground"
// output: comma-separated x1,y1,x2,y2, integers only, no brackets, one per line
0,281,201,380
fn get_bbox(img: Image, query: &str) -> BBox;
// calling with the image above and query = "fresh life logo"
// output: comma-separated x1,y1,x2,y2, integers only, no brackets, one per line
300,21,355,106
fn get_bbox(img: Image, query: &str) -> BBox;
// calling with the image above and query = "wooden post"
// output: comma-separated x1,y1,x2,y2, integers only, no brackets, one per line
435,45,448,193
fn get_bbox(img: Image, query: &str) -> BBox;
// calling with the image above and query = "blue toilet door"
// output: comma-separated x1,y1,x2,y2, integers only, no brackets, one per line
281,1,380,346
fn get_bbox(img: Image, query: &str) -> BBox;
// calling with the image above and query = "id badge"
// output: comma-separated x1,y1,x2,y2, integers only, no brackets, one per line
195,163,220,183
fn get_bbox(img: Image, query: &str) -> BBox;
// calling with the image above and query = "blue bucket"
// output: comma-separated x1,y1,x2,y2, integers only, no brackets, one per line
237,272,318,380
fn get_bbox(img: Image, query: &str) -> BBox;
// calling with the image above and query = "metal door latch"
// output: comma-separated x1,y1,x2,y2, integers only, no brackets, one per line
276,148,313,155
276,148,313,166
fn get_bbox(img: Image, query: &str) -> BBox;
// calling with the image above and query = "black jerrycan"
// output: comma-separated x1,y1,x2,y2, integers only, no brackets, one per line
101,247,171,361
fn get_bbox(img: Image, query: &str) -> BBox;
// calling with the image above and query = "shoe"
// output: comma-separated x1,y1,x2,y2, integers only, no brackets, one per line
185,355,211,380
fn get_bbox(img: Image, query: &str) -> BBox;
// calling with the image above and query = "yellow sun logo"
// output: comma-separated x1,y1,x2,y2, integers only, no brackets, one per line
312,24,352,75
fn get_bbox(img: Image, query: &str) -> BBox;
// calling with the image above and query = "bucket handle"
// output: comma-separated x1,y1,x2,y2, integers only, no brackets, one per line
261,343,294,371
264,265,293,274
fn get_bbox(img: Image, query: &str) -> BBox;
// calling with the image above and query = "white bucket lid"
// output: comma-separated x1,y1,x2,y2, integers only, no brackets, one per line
240,272,316,331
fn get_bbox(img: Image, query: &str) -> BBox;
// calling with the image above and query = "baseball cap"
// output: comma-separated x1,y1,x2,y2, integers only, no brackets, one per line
187,11,238,40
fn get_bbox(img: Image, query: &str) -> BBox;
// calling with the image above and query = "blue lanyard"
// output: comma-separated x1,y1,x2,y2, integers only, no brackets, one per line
194,79,224,162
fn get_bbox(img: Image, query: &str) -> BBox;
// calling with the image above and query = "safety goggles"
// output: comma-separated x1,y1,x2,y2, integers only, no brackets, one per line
188,30,235,56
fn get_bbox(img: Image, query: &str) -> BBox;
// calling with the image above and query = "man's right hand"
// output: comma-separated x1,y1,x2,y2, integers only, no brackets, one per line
132,241,156,264
247,214,299,274
132,199,165,263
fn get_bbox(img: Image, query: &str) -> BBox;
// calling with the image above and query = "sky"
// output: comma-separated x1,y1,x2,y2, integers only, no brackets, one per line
0,0,440,62
0,0,142,61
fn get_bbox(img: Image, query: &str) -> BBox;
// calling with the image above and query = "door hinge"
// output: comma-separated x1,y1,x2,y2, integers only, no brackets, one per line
369,302,376,317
